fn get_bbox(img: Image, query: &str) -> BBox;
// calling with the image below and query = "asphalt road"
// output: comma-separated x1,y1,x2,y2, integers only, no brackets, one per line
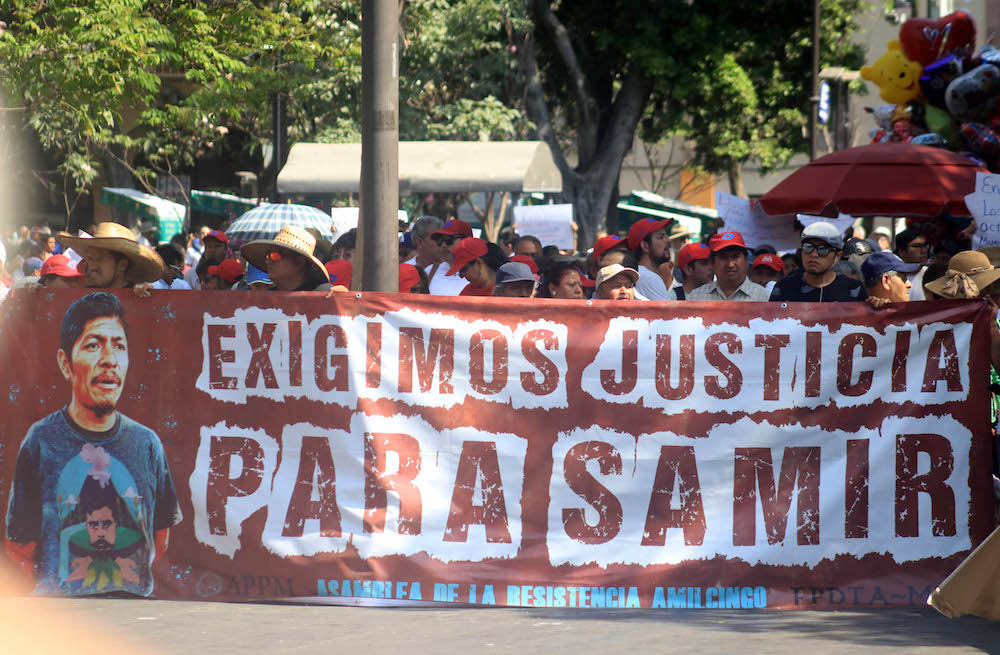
6,597,1000,654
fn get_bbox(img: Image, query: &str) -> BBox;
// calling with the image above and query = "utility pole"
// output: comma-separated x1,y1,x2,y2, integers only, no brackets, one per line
809,0,820,161
356,0,399,292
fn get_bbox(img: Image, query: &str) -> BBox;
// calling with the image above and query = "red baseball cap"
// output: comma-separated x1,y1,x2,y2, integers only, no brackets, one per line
676,242,710,270
432,219,473,239
399,263,421,293
593,234,629,264
627,217,673,251
709,231,747,252
578,268,596,288
509,254,539,275
752,253,785,273
207,258,244,283
446,237,488,275
39,255,83,279
325,259,353,287
205,230,229,246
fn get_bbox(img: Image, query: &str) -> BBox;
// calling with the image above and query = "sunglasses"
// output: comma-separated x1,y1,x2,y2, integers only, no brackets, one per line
266,250,284,262
433,235,462,247
800,242,837,257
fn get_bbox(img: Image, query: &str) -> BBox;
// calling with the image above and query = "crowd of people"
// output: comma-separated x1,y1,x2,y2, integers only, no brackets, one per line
2,211,999,315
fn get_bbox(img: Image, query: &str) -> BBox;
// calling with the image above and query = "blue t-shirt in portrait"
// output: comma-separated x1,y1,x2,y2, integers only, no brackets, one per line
5,409,182,596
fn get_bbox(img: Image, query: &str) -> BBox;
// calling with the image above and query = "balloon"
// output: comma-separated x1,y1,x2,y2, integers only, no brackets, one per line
919,55,963,109
860,41,923,105
899,11,977,67
945,64,1000,122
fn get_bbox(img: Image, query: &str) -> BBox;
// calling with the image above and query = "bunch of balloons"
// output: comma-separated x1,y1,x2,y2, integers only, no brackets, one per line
860,12,1000,168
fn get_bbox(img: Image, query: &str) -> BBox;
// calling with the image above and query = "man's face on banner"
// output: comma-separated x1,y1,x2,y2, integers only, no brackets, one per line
59,316,129,418
85,506,117,550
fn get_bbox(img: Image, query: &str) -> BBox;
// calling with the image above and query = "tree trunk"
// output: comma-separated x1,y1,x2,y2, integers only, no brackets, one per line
727,159,746,198
518,0,652,252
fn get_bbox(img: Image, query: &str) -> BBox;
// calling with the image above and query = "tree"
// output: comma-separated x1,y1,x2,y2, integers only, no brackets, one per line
645,0,866,198
515,0,864,247
0,1,352,221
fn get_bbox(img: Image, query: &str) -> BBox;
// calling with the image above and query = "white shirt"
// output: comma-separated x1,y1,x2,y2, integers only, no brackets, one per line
635,265,672,300
425,262,466,296
687,277,771,301
907,266,927,301
153,278,193,290
183,265,201,290
185,246,203,268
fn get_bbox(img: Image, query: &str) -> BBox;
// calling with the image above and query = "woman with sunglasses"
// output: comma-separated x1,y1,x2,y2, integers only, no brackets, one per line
769,221,868,303
240,226,333,292
444,237,508,296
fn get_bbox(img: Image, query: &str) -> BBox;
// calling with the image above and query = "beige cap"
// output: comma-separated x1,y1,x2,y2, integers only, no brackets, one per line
595,264,639,289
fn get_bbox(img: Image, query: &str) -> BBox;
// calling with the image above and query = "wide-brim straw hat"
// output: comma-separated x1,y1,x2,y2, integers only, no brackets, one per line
241,225,329,284
58,222,165,284
925,250,1000,299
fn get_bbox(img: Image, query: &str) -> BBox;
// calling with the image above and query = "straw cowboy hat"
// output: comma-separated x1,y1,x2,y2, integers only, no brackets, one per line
241,225,329,284
924,250,1000,299
58,221,165,284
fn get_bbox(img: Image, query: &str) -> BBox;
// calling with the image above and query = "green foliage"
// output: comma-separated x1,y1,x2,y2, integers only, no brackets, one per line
642,0,866,174
0,0,351,197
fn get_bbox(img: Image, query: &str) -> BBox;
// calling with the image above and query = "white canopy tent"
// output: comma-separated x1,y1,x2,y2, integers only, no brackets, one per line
277,141,563,195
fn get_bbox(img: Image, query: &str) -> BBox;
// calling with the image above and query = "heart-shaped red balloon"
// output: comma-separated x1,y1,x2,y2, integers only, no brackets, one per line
899,11,976,67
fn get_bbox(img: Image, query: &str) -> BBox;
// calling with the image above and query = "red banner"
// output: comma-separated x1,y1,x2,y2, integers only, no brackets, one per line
0,290,992,609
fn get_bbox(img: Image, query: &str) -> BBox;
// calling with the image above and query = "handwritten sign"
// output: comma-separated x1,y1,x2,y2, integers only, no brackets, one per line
715,192,800,252
513,204,575,249
966,172,1000,248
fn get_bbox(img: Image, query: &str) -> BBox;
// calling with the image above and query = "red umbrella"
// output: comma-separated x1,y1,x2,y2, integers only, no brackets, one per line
757,143,987,218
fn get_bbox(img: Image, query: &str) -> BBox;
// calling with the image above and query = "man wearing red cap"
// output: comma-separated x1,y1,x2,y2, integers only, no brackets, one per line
202,259,244,290
749,253,785,292
592,234,630,270
687,231,770,301
666,242,713,301
38,255,85,289
426,219,472,296
627,217,676,300
184,230,229,290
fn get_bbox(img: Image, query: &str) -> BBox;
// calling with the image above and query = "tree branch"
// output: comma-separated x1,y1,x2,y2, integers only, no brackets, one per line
515,6,573,181
532,0,595,125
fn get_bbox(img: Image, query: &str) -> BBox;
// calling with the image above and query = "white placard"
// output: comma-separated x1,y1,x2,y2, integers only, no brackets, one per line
513,204,575,250
715,192,800,252
796,212,857,235
965,172,1000,248
330,208,408,242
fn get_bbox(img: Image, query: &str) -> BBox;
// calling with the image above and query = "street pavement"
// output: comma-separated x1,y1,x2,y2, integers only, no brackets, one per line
4,597,1000,654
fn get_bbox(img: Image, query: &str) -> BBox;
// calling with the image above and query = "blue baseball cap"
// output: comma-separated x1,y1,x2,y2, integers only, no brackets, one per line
246,263,272,286
860,252,921,280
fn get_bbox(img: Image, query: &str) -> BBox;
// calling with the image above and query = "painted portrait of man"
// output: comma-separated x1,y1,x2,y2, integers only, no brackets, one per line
5,291,182,596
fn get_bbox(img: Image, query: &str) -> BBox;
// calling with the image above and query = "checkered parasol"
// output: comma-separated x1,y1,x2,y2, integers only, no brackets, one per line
225,203,334,244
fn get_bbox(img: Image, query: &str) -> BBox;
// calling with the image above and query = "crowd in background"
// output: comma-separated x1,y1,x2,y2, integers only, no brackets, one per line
1,208,997,309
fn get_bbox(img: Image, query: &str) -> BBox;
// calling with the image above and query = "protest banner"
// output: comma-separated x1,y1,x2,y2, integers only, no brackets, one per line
0,291,991,609
513,204,575,250
966,172,1000,248
715,192,800,252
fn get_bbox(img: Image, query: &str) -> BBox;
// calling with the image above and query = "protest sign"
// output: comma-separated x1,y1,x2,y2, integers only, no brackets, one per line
331,208,408,241
796,213,857,235
715,192,800,251
513,204,574,249
0,291,991,609
965,172,1000,248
